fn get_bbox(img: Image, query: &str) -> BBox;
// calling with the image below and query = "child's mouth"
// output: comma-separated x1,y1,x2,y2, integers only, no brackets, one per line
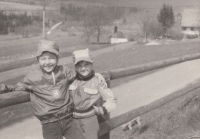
44,65,53,71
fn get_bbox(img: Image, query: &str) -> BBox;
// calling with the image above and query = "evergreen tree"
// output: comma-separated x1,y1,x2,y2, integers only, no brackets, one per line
157,3,175,34
169,6,175,27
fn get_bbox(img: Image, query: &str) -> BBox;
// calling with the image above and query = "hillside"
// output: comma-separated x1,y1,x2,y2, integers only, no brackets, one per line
33,0,200,8
0,1,56,11
97,0,200,8
1,0,200,9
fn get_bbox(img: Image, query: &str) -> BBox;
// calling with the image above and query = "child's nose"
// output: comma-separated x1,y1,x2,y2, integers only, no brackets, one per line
81,66,86,70
45,59,50,64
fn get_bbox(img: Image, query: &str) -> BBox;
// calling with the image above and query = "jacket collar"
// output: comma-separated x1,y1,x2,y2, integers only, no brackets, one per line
76,70,94,81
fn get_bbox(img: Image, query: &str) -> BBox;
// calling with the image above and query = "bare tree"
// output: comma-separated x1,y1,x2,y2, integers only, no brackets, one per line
82,18,95,43
134,11,163,41
85,7,112,43
136,11,151,42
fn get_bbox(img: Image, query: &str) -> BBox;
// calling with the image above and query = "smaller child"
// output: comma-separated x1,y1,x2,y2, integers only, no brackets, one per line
69,48,117,139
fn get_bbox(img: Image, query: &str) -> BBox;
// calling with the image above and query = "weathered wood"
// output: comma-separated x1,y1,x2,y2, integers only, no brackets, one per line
98,80,200,137
0,91,30,109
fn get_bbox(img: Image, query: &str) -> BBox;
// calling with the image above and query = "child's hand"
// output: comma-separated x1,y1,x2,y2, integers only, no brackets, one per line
95,73,107,89
93,106,104,116
0,84,8,94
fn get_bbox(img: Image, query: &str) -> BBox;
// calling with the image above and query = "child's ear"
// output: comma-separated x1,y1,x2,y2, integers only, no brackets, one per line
56,55,59,62
74,64,78,68
36,56,39,61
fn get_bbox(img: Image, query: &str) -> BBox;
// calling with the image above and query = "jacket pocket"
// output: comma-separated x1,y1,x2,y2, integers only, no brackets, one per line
69,85,77,91
84,88,98,95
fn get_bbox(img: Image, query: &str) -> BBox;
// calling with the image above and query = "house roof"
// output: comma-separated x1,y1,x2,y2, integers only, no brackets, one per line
181,8,200,27
109,31,125,38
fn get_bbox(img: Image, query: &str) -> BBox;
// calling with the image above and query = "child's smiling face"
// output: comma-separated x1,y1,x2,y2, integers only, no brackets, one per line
38,51,58,73
75,61,93,77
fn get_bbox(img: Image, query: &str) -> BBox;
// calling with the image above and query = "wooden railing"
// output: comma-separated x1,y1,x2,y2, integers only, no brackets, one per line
99,79,200,137
1,53,200,138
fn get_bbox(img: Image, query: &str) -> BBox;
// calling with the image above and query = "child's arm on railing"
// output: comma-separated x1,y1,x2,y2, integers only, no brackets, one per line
0,77,32,94
0,84,16,93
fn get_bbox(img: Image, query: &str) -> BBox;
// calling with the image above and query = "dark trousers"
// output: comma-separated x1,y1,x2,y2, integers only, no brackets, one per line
75,115,99,139
42,117,86,139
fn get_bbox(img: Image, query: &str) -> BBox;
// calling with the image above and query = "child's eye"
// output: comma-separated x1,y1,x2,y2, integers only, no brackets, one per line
39,57,45,60
76,65,81,68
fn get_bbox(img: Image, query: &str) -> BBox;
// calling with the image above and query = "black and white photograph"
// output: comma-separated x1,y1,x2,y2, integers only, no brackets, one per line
0,0,200,139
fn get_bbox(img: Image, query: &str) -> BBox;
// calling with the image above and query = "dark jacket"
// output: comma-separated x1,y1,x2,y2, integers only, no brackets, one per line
1,65,76,124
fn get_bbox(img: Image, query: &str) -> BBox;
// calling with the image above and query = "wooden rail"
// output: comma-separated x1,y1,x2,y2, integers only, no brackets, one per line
0,91,29,109
108,53,200,80
99,79,200,136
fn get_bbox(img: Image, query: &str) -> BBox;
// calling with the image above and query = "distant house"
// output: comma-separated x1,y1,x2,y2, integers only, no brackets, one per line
108,31,128,44
181,9,200,38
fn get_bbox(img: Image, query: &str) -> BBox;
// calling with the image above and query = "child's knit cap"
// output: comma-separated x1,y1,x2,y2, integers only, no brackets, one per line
72,48,93,65
36,39,59,57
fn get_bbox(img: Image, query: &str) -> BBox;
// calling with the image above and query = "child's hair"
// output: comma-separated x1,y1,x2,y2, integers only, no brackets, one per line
36,39,59,57
72,48,93,65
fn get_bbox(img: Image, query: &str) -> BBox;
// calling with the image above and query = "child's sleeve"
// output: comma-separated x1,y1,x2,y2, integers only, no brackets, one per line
65,67,77,83
0,76,32,94
97,86,117,115
94,73,107,89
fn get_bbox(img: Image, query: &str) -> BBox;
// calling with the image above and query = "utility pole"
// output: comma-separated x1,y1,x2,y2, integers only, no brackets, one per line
113,21,120,51
43,0,46,39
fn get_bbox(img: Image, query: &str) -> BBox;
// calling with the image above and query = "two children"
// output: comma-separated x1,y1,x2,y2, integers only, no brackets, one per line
0,39,108,139
69,49,117,139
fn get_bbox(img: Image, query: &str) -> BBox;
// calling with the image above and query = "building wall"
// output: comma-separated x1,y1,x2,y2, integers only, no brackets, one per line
109,38,128,44
182,27,199,37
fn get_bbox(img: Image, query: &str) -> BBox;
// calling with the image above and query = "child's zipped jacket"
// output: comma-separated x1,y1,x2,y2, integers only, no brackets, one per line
69,76,116,119
0,65,76,124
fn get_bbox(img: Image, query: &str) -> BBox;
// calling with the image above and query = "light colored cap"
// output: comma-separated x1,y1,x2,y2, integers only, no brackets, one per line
36,39,59,57
72,48,93,65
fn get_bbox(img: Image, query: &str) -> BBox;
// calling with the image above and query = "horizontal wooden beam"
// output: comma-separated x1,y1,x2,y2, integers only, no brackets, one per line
0,91,30,109
98,79,200,136
109,53,200,80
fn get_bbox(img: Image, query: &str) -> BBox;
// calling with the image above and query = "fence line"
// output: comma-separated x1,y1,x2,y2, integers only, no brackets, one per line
99,79,200,136
107,53,200,80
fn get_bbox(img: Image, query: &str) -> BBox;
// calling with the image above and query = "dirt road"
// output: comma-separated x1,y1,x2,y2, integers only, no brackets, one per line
1,58,200,139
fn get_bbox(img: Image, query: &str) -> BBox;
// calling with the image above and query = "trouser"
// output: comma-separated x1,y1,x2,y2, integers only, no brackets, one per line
75,115,99,139
42,117,85,139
